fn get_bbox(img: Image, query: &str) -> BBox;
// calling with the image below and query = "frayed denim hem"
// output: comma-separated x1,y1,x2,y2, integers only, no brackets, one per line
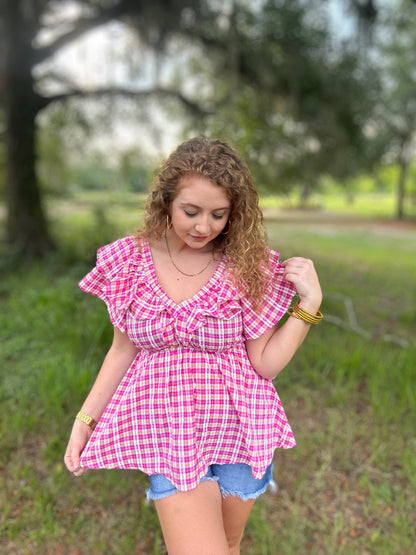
145,475,219,503
219,478,279,501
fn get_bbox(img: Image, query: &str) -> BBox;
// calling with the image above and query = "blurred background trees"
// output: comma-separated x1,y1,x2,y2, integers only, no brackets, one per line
0,0,415,259
371,0,416,219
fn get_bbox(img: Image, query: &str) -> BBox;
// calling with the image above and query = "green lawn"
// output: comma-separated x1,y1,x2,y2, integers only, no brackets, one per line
1,196,415,554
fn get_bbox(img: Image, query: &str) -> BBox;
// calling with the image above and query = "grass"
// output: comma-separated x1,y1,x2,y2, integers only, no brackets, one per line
260,190,416,220
1,195,415,554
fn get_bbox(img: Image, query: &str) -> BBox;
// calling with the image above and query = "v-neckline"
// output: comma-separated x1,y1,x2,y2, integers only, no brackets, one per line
142,238,225,308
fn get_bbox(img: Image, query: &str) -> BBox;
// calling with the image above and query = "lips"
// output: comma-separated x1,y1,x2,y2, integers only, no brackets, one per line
190,235,208,241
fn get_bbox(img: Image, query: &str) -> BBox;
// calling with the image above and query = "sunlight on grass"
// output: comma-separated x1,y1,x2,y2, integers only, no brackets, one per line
260,191,416,219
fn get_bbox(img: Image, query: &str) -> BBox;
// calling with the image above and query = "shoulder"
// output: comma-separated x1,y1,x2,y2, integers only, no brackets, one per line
260,248,283,282
98,236,138,258
222,248,281,293
96,236,144,275
267,247,281,263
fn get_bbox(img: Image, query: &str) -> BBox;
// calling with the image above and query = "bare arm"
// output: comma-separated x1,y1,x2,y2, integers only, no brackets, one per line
245,257,322,380
64,327,139,475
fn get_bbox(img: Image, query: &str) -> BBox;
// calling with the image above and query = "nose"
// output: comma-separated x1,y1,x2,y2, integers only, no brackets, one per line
195,216,210,234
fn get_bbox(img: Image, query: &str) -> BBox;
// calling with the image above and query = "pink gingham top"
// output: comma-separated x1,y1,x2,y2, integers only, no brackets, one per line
79,236,296,491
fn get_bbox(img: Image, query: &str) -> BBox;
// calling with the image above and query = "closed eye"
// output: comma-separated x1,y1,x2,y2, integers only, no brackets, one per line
183,209,229,219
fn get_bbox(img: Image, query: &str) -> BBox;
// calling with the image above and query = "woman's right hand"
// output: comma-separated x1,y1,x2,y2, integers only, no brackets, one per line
64,419,92,476
63,327,139,477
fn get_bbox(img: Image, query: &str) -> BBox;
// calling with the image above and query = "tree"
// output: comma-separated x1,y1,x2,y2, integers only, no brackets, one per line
183,0,378,201
339,0,416,219
373,0,416,219
2,0,404,260
0,0,205,259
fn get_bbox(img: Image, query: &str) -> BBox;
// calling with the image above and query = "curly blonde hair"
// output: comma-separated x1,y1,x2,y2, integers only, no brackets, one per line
137,137,271,304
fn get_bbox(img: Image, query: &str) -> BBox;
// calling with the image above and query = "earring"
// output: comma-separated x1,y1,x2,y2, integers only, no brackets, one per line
166,214,172,229
221,222,230,235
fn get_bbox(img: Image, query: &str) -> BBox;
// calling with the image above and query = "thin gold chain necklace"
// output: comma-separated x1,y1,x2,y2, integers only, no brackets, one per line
164,229,213,277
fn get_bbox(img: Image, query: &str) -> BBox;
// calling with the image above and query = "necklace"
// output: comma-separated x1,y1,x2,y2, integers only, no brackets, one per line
164,229,213,277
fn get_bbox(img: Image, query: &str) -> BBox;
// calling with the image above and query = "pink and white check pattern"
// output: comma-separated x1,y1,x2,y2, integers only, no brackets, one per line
79,237,296,491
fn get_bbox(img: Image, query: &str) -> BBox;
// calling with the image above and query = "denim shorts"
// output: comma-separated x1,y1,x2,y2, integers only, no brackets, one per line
146,463,276,502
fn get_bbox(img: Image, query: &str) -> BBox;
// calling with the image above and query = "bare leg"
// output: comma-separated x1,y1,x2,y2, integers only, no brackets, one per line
154,481,230,555
222,495,256,555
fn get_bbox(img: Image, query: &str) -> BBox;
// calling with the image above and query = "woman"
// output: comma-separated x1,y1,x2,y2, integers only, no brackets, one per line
64,137,322,554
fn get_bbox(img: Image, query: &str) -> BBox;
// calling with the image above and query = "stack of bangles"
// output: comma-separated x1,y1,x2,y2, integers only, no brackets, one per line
287,301,323,324
76,410,97,431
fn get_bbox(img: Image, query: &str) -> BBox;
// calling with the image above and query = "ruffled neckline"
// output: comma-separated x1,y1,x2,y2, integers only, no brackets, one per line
142,238,227,309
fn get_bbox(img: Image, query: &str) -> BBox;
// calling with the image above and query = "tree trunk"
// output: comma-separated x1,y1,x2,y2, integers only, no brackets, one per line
299,180,312,209
396,156,407,220
4,1,54,259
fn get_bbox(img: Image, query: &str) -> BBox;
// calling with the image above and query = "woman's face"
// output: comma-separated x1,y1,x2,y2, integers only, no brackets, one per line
169,174,230,249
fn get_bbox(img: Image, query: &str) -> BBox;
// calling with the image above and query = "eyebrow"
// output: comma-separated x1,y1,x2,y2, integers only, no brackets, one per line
180,202,230,211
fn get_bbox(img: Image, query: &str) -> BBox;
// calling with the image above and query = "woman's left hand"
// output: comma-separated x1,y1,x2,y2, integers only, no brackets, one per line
281,257,322,312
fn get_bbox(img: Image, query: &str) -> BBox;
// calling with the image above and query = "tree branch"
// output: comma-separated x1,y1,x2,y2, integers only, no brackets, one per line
324,292,409,348
33,0,143,65
37,85,212,116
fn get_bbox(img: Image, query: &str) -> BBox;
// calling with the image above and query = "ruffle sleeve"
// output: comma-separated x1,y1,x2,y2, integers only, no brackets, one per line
78,237,143,333
240,249,296,339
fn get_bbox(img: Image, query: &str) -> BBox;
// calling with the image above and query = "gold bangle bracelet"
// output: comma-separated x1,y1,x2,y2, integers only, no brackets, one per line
76,411,97,431
287,301,323,324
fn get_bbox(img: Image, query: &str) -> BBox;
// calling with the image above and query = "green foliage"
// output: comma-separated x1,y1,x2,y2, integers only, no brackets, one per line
37,107,84,197
48,191,145,264
3,0,416,261
190,0,378,195
119,148,153,193
370,0,416,219
74,158,118,191
37,106,154,196
0,130,5,198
